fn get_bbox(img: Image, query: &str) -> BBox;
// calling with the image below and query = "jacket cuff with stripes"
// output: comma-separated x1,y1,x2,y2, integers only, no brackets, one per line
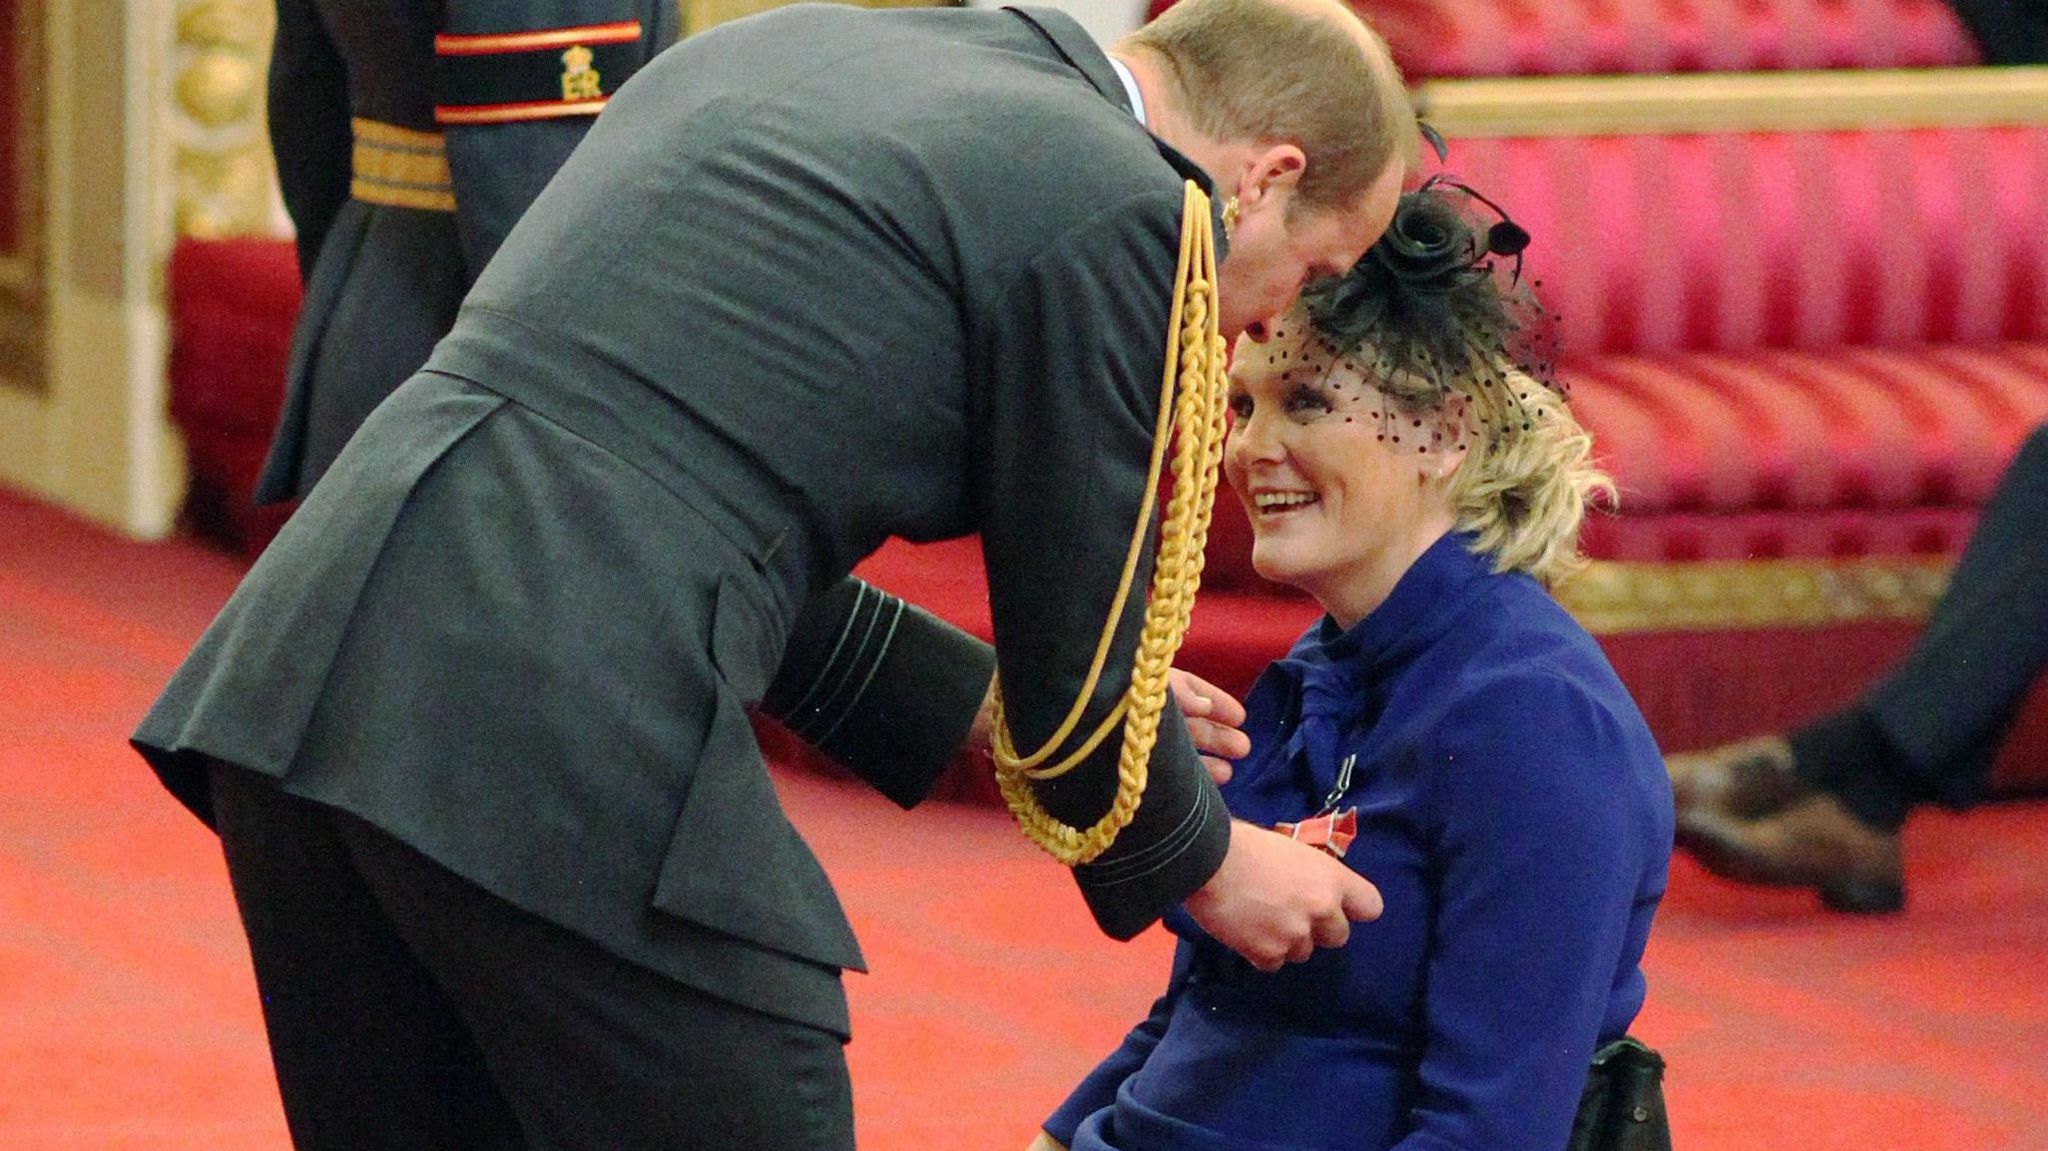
433,18,648,126
1033,692,1234,940
762,577,995,810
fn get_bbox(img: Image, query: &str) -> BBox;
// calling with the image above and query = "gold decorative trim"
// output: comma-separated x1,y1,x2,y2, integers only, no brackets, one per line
171,0,279,237
1,0,45,392
1415,66,2048,139
682,0,954,36
1556,557,1952,635
349,118,455,211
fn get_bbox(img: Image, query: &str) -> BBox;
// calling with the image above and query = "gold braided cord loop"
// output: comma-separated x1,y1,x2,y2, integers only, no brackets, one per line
990,181,1232,866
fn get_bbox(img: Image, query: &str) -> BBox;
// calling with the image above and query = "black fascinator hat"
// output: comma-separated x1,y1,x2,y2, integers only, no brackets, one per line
1298,173,1557,441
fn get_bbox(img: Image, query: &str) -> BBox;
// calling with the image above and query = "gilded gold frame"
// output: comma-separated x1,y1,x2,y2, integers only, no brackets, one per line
1,0,43,391
1415,66,2048,138
1556,557,1950,635
171,0,278,238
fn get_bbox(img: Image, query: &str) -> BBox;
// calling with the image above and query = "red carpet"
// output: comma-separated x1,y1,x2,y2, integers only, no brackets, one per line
3,486,2045,1150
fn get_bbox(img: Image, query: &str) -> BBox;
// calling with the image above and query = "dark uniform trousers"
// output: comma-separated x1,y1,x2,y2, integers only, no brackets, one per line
210,764,856,1151
204,571,988,1151
1795,421,2048,827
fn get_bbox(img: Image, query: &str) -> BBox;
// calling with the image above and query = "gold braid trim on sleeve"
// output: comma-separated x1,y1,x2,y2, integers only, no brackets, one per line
989,181,1232,867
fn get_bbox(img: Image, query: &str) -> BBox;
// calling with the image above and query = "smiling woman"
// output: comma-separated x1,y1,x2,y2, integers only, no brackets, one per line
1035,183,1674,1151
1224,182,1612,627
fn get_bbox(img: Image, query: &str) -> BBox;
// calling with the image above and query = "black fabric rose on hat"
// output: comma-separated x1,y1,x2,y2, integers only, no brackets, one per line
1373,188,1484,287
1303,187,1504,395
1299,177,1550,421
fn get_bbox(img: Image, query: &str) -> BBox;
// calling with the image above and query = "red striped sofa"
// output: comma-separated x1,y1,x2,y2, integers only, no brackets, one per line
1454,125,2048,563
1150,0,1982,77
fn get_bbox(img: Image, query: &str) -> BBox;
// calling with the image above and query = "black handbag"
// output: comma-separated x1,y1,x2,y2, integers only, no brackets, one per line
1566,1036,1671,1151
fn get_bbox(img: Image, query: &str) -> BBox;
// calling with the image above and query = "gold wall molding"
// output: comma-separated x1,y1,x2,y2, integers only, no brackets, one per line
1415,66,2048,139
170,0,279,237
1,0,45,391
1556,557,1952,635
3,0,185,537
683,0,954,36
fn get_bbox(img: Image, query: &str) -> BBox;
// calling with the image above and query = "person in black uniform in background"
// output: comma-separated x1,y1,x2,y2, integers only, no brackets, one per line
137,2,1414,1147
258,0,679,502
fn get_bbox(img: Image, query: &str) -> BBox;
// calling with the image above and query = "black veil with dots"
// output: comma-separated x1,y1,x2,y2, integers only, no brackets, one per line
1298,177,1563,450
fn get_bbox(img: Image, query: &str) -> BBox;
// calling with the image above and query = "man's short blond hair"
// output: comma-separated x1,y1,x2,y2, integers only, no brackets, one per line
1121,0,1417,211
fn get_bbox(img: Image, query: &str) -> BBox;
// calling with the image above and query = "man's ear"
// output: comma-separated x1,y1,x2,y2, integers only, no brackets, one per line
1236,144,1307,213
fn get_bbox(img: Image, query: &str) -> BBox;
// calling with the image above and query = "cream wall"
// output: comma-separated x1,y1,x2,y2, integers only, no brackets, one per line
1,0,198,539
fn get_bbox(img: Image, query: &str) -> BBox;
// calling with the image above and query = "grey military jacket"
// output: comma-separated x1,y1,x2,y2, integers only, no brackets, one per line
137,4,1231,1035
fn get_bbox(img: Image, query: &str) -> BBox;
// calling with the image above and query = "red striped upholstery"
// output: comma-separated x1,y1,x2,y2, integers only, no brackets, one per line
1445,128,2048,357
1187,340,2048,572
1572,343,2048,517
1423,128,2048,554
1144,0,1981,77
165,238,301,555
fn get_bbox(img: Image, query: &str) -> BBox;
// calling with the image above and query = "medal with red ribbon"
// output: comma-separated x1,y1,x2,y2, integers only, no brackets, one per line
1272,753,1360,859
1274,807,1359,858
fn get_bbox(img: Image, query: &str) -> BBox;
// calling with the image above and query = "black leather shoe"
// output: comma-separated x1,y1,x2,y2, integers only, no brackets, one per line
1676,792,1906,914
1667,735,1810,822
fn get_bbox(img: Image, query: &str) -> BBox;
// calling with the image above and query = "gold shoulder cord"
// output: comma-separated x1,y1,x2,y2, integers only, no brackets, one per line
989,181,1232,867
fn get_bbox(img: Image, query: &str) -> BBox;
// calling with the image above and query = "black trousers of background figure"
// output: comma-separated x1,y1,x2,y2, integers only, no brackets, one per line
1796,422,2048,826
1943,0,2048,64
206,763,855,1151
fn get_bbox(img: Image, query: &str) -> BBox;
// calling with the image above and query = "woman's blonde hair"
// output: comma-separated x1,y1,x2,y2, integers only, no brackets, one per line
1442,364,1614,588
1363,351,1611,587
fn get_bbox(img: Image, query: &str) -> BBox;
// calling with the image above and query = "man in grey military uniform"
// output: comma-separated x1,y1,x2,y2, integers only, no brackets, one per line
136,2,1414,1146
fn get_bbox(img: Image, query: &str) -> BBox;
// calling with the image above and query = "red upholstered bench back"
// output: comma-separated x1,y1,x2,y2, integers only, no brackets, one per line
1443,126,2048,358
1351,0,1979,78
1145,0,1980,77
1198,472,1293,596
167,236,298,440
166,237,302,554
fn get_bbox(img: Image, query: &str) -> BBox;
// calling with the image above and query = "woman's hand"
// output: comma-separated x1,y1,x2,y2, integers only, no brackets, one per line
1168,667,1250,785
1026,1131,1068,1151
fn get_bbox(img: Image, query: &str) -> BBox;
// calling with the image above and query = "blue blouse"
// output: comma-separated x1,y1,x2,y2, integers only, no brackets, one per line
1046,533,1673,1151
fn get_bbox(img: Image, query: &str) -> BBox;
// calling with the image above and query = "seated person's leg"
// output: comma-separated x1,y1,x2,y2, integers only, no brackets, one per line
1670,422,2048,913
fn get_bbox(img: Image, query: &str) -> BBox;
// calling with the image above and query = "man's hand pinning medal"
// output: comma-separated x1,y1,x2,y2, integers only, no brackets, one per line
1184,820,1384,973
